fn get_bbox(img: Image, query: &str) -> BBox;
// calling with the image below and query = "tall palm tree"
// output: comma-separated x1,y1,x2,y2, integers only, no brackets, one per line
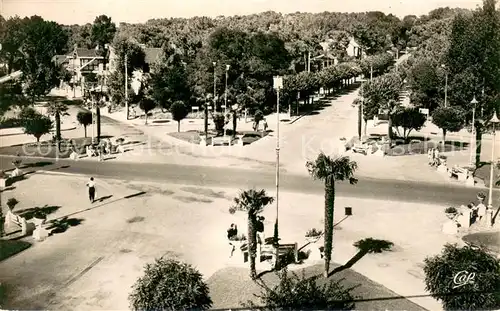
231,188,274,280
306,153,358,277
46,100,69,150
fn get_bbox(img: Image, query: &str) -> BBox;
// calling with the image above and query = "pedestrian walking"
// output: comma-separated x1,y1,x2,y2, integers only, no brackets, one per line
86,177,96,203
263,119,268,132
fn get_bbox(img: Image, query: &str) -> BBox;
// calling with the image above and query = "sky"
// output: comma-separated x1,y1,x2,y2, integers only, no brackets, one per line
2,0,482,25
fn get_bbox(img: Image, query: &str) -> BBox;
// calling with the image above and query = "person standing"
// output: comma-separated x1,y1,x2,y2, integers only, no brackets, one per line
86,177,96,203
227,224,238,258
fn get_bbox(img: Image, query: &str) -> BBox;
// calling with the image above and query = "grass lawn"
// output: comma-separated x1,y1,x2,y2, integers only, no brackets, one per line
386,139,468,157
207,264,427,310
168,130,269,146
0,137,106,159
0,239,32,262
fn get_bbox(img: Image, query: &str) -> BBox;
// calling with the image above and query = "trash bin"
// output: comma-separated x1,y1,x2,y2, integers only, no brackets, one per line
345,207,352,216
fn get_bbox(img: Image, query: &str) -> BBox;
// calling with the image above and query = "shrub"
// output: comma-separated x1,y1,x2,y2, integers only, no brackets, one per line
252,268,356,310
23,115,53,142
170,101,189,132
353,238,394,253
6,198,19,210
129,257,212,311
305,228,323,238
445,207,458,214
424,243,500,310
0,117,22,129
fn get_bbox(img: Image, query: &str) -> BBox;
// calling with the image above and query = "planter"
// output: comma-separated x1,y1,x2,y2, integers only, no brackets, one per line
33,217,46,227
0,178,7,188
445,213,457,220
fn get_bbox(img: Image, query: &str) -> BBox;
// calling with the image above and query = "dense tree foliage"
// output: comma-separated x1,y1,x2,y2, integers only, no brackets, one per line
129,258,212,311
424,243,500,310
391,107,427,141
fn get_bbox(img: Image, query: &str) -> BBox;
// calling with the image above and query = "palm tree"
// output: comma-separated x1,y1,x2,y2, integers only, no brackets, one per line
306,153,358,277
46,100,69,149
231,188,274,280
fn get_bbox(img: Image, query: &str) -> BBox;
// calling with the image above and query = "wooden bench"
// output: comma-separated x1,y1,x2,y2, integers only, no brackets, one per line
450,166,468,181
352,143,369,155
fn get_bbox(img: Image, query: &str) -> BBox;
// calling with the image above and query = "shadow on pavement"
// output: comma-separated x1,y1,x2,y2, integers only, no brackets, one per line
16,205,61,220
46,217,84,235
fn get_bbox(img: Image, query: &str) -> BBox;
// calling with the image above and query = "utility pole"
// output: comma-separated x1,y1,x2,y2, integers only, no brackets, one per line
273,76,283,269
224,65,230,138
125,53,129,120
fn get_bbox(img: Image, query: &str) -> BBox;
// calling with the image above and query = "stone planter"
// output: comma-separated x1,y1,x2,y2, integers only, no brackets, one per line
445,212,457,220
33,217,46,228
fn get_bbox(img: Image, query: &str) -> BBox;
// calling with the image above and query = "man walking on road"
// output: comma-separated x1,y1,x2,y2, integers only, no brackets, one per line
86,177,96,203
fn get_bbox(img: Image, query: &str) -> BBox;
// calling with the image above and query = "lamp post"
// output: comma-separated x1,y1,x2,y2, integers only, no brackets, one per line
73,51,77,98
487,111,500,214
470,96,478,167
224,64,230,138
213,62,217,114
273,75,283,268
441,64,448,107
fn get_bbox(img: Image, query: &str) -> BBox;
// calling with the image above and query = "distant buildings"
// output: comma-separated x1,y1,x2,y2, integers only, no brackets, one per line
52,44,163,95
313,37,365,71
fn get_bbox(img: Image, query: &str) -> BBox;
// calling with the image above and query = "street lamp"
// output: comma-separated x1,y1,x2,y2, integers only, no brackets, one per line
487,111,500,215
441,64,448,107
273,75,283,268
224,64,230,138
213,62,217,113
469,96,478,167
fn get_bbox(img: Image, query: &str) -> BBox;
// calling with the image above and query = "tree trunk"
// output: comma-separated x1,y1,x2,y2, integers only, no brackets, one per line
364,118,368,137
96,106,101,143
232,111,237,136
388,115,393,146
204,106,209,137
84,126,87,138
177,121,180,132
248,213,257,279
442,129,447,152
323,177,335,277
476,128,483,167
145,113,148,125
357,105,362,140
55,113,61,141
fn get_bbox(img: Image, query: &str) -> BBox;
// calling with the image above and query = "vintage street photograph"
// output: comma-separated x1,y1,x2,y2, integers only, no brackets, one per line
0,0,499,310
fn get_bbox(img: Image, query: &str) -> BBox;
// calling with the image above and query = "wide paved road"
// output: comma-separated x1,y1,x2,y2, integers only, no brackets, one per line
0,155,487,206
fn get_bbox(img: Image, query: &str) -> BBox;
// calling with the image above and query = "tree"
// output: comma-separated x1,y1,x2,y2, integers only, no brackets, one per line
23,114,53,143
91,15,116,50
391,107,427,142
76,111,92,137
423,243,500,310
170,101,189,132
0,81,28,116
306,154,357,277
445,0,500,165
46,100,69,147
253,268,355,310
19,16,68,102
129,257,212,311
431,106,464,150
139,98,156,125
360,73,402,143
231,188,274,280
150,51,190,110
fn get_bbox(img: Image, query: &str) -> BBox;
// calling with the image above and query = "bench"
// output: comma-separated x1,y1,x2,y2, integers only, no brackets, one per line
449,166,469,181
211,136,232,146
352,143,369,155
6,210,28,235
